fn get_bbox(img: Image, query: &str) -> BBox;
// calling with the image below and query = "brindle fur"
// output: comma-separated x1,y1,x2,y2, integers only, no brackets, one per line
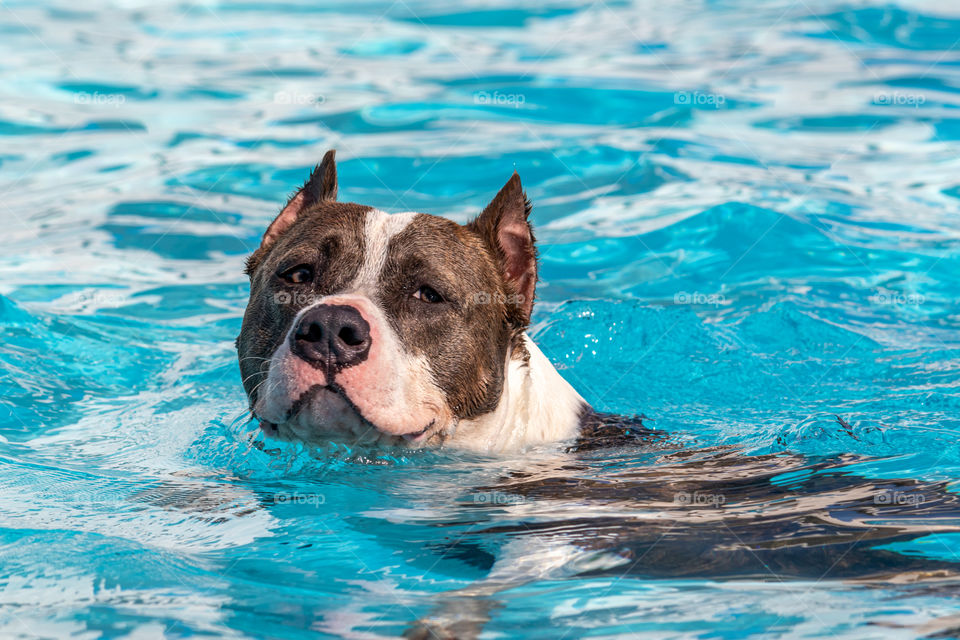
379,215,513,420
238,202,369,407
238,151,539,425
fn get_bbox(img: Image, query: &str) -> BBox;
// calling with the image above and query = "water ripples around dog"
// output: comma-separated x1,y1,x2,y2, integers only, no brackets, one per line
2,0,960,638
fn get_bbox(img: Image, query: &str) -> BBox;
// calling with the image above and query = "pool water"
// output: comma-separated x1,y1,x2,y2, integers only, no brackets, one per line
2,0,960,637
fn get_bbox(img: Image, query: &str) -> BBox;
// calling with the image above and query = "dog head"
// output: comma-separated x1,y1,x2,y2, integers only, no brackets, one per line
237,150,538,447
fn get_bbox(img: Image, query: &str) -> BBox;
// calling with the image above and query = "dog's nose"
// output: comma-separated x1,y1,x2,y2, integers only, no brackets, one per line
290,304,371,373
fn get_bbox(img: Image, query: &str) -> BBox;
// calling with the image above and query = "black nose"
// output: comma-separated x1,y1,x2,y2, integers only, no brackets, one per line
290,304,371,373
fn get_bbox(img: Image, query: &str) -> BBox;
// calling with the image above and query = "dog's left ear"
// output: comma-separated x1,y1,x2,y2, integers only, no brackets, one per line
468,172,537,323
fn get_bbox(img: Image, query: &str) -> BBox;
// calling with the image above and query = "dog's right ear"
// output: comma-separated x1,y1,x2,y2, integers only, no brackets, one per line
246,150,337,275
263,149,337,249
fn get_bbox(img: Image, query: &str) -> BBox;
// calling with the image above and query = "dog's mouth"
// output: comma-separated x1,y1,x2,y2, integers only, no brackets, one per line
255,384,439,447
259,419,280,437
399,419,436,444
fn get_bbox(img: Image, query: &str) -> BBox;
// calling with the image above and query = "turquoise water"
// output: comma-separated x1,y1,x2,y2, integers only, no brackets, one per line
3,0,960,637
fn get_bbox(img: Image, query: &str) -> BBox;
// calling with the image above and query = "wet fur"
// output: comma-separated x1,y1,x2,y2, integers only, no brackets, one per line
233,152,960,639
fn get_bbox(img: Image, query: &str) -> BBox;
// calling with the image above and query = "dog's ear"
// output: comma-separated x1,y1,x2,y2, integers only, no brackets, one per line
246,150,337,274
468,171,537,323
262,149,337,249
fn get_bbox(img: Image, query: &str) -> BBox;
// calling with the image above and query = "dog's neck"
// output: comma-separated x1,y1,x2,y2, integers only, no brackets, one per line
446,334,586,452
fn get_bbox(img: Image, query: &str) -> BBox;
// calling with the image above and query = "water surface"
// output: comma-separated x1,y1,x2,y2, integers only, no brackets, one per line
2,0,960,638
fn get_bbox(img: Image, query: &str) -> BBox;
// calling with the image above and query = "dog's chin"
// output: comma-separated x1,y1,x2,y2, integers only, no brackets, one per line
256,385,440,448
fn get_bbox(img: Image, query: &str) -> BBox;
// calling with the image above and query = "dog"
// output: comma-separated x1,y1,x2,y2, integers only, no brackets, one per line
236,153,960,637
237,149,591,452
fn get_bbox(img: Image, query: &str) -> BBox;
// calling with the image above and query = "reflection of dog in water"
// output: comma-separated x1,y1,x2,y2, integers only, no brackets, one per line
404,423,960,638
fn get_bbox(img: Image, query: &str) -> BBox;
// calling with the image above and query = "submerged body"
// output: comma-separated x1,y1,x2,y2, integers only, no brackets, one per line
404,439,960,637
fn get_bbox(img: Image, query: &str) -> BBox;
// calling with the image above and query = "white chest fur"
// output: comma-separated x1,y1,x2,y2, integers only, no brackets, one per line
447,334,585,452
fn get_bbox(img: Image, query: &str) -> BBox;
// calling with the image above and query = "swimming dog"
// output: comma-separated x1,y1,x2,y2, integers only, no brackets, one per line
236,153,960,638
237,149,588,452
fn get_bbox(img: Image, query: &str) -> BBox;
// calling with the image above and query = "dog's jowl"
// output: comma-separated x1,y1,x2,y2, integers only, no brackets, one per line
237,150,587,451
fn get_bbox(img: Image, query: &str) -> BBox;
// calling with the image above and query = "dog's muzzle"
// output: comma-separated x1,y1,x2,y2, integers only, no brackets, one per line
290,304,371,376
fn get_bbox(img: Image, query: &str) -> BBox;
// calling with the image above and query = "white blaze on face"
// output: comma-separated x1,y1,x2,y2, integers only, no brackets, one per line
352,209,418,290
254,209,452,443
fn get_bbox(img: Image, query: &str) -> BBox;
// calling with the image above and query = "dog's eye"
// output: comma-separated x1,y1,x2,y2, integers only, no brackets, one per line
280,265,313,284
412,285,444,304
